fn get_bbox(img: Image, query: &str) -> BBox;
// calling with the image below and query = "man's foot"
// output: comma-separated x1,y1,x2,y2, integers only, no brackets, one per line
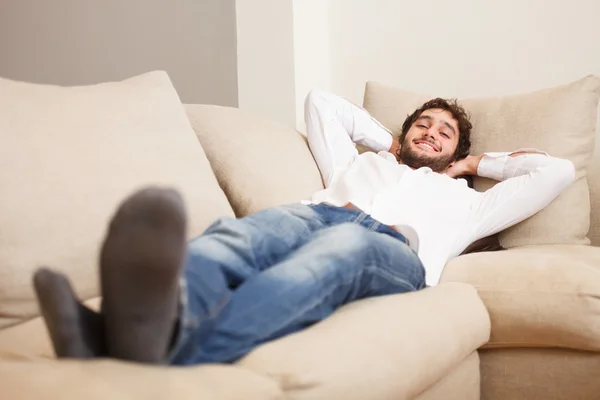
33,268,106,358
100,187,187,363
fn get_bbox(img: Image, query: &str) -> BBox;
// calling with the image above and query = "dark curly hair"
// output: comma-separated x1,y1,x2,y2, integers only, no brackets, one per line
399,98,472,161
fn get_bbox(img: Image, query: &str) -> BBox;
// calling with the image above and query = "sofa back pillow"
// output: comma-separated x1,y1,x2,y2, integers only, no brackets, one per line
0,71,234,329
363,76,600,248
184,104,324,217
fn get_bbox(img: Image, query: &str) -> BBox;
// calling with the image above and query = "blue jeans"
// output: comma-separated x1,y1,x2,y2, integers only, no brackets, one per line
168,203,425,365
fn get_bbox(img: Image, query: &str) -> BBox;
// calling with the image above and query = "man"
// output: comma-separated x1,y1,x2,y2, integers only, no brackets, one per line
33,90,575,365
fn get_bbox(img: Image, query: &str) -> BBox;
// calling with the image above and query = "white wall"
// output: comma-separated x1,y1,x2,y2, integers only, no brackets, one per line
235,0,600,129
328,0,600,104
292,0,331,131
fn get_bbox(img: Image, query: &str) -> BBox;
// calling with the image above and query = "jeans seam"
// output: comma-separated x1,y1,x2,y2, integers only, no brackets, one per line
169,290,231,363
365,265,421,292
167,277,194,361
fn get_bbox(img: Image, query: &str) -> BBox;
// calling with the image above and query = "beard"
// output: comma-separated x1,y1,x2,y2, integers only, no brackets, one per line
399,137,454,173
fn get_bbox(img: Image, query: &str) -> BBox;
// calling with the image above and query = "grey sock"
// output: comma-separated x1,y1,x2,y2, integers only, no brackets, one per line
33,268,106,358
100,187,187,363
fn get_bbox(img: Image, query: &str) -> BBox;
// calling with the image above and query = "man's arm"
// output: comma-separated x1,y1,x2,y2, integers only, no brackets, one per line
463,151,576,241
304,90,393,187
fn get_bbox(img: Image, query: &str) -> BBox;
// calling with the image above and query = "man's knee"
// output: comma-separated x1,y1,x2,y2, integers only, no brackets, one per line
318,223,416,257
313,224,425,289
317,223,373,253
365,232,425,288
341,226,425,284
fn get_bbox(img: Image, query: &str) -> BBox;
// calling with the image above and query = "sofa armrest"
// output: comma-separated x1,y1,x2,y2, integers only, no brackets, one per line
442,245,600,351
238,282,490,400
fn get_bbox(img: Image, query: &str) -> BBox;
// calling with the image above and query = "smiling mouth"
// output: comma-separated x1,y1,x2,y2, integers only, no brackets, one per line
414,140,439,152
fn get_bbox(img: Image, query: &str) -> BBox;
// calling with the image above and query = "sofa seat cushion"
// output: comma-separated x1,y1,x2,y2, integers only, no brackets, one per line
442,245,600,351
238,282,490,400
0,71,234,329
0,359,284,400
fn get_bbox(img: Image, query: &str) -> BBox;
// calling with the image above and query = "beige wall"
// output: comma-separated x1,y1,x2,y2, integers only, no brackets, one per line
328,0,600,104
235,0,296,127
0,0,238,106
234,0,330,130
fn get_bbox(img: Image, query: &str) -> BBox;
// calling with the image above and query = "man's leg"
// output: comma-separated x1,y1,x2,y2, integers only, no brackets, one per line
34,188,423,364
34,189,327,362
170,223,425,365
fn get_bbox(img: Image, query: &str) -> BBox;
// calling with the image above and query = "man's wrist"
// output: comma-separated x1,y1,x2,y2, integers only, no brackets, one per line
467,155,484,175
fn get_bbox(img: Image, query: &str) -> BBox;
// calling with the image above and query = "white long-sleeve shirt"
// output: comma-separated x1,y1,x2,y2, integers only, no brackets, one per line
303,90,576,286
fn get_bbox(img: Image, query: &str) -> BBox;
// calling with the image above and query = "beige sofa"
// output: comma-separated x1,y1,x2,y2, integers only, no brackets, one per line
0,71,599,400
362,78,600,400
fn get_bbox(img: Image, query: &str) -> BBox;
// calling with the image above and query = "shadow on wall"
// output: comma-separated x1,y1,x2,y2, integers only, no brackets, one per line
0,0,239,106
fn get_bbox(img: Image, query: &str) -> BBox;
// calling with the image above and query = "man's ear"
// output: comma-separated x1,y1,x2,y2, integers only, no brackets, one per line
443,161,456,172
390,138,402,161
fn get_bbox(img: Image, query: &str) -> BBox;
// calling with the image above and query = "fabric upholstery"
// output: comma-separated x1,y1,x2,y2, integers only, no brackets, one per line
442,245,600,351
238,282,490,400
480,348,600,400
184,104,324,217
586,117,600,245
415,352,480,400
0,297,100,359
0,71,234,329
460,235,504,256
0,359,285,400
363,76,600,249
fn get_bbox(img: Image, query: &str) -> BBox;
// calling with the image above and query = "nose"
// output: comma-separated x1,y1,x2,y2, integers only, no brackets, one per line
425,127,440,141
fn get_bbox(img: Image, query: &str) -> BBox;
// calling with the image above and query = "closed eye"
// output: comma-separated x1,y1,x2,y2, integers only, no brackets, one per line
441,132,450,138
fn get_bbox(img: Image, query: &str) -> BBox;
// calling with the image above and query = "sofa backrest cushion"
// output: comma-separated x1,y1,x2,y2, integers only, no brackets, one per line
363,76,600,249
586,125,600,246
184,104,324,217
0,71,234,329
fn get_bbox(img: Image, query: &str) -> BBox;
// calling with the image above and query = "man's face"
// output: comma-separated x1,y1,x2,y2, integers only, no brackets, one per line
399,108,460,173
